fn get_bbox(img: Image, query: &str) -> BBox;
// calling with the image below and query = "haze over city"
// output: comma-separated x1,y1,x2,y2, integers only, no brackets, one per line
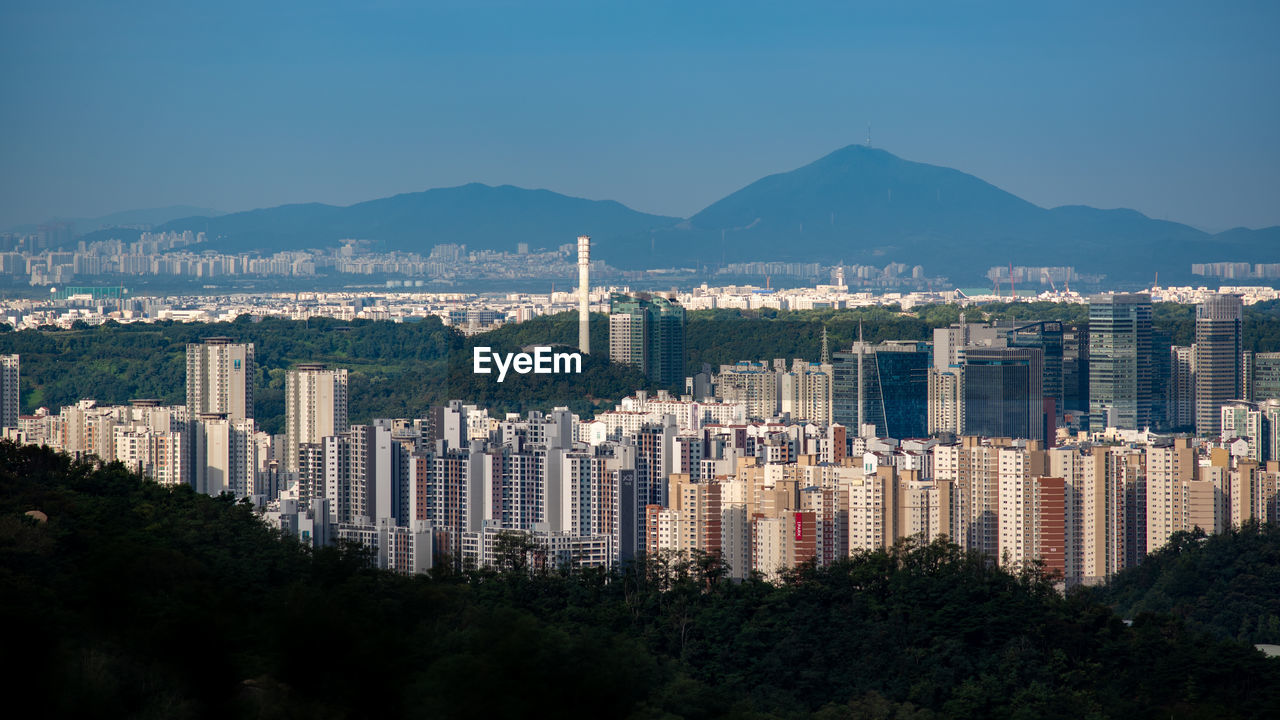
3,0,1279,233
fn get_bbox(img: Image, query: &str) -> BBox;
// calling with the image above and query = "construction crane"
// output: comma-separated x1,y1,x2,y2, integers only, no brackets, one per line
1042,268,1058,293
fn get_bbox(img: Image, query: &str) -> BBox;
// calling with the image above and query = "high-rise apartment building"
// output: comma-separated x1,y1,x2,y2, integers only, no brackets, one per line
186,338,254,422
284,364,349,473
716,362,778,419
194,413,257,497
1088,294,1152,431
1220,401,1266,461
1167,346,1196,430
778,360,834,425
325,424,402,526
934,437,1049,560
1195,294,1243,436
609,293,685,386
0,354,18,429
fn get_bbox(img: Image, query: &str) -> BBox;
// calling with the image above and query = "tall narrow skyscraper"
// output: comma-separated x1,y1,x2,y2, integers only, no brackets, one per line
1062,323,1089,414
1195,293,1243,436
285,364,349,473
1167,345,1196,430
1088,293,1152,431
1008,321,1064,418
0,354,18,430
186,338,254,422
578,235,591,354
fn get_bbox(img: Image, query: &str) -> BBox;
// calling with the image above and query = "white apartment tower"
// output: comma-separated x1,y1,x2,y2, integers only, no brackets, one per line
194,413,256,497
186,338,254,422
578,235,591,354
285,364,349,473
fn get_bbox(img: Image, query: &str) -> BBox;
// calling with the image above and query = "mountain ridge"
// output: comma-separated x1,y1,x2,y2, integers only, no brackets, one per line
67,147,1280,282
7,204,224,235
151,182,680,258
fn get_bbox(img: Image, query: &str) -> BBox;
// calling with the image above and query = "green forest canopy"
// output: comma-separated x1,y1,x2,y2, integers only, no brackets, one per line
3,442,1278,719
1096,522,1280,645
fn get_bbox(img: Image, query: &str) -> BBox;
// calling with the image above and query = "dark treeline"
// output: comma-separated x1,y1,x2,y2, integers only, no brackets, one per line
2,442,1278,719
5,300,1280,433
1096,522,1280,644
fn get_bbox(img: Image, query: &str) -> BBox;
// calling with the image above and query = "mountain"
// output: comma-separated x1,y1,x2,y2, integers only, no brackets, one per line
153,184,680,262
6,205,223,236
663,145,1239,282
78,147,1280,282
1207,225,1280,255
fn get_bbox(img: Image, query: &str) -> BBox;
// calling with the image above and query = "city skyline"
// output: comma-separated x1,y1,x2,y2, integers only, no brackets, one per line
6,3,1280,712
3,2,1279,233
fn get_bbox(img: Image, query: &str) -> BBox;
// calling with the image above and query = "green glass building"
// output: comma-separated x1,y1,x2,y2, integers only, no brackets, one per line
608,293,685,387
1088,293,1152,431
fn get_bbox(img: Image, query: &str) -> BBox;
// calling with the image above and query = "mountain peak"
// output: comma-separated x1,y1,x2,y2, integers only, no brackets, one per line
118,145,1269,282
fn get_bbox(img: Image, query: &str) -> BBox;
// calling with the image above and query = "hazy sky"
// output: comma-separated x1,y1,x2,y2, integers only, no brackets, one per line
2,1,1278,232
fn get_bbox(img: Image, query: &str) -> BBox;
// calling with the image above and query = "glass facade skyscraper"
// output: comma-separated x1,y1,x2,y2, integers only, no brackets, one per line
832,340,930,438
1194,293,1243,437
1246,352,1280,403
1088,293,1152,431
961,346,1044,442
1009,320,1064,417
608,293,686,387
1062,322,1089,415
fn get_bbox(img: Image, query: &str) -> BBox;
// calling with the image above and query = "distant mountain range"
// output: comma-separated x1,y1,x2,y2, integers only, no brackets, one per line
8,205,224,235
71,147,1280,282
151,185,679,263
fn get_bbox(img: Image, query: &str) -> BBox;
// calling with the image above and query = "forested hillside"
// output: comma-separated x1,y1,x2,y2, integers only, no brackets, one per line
0,315,652,433
1098,522,1280,644
2,443,1278,718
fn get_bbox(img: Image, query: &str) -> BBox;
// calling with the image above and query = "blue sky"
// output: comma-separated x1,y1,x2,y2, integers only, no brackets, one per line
2,1,1278,232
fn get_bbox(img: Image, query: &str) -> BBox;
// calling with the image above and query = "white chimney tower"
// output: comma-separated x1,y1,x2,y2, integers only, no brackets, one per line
577,235,591,353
